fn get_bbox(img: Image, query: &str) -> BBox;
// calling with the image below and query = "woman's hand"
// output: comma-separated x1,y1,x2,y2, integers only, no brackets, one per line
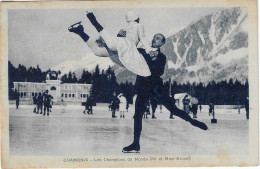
117,29,126,37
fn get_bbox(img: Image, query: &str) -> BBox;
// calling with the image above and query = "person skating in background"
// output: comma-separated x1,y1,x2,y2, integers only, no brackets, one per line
37,92,43,114
126,102,129,112
111,92,120,118
245,97,249,119
33,94,38,113
43,90,53,116
159,103,163,114
191,104,198,119
108,104,112,111
118,93,127,118
150,98,158,119
209,103,214,116
83,95,93,114
190,97,199,119
88,96,93,114
199,105,202,112
49,97,54,112
143,100,150,119
83,96,89,114
183,95,190,114
15,90,19,109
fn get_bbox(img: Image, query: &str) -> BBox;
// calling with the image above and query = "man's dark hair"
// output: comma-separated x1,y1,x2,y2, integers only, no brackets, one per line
159,33,166,44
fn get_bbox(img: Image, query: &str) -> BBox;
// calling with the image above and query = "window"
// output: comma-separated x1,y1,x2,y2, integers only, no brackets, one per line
32,92,34,96
61,93,64,97
21,92,23,97
83,94,86,98
50,86,56,90
69,94,71,97
24,92,26,97
72,94,75,98
65,94,67,98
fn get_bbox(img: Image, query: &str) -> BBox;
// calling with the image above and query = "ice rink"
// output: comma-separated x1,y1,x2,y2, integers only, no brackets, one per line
9,104,248,156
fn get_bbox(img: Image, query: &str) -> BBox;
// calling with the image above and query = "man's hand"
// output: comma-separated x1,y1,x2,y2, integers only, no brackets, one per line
117,29,126,37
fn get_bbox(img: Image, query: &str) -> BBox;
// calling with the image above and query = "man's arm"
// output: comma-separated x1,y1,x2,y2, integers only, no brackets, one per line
157,53,166,77
137,48,152,68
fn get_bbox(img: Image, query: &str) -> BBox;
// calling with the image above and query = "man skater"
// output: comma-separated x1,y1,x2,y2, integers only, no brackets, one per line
121,34,208,152
68,20,208,153
43,90,53,116
37,92,43,114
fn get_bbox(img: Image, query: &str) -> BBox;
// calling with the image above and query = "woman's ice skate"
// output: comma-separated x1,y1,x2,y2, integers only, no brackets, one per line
68,21,83,33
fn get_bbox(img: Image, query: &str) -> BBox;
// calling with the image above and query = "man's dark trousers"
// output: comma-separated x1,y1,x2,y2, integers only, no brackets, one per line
133,77,199,144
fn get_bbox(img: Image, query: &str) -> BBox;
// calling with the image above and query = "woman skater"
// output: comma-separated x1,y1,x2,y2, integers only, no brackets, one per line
85,10,157,77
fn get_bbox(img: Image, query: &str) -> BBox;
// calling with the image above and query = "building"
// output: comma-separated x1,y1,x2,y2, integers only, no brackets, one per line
13,71,92,103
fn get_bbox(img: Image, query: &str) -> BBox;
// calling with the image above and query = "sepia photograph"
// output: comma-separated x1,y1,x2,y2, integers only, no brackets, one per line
1,0,259,168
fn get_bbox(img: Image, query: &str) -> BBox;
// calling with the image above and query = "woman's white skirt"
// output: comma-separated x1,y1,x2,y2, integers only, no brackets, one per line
111,36,151,77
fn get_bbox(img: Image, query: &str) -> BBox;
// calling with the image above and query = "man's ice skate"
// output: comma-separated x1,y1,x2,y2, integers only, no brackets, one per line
122,143,140,153
190,119,208,130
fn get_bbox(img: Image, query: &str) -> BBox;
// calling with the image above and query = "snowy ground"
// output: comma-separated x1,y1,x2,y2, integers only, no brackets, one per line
9,104,248,156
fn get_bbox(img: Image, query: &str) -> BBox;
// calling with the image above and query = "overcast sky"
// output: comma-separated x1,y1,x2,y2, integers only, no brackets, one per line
8,8,223,70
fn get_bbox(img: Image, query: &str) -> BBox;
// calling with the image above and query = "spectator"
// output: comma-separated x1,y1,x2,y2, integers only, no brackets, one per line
37,92,43,114
209,103,214,116
183,95,190,114
15,90,19,109
245,97,249,119
43,90,53,116
118,93,127,118
33,94,38,113
111,92,120,118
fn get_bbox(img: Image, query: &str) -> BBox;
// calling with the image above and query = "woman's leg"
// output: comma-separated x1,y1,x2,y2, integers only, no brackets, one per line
87,12,117,51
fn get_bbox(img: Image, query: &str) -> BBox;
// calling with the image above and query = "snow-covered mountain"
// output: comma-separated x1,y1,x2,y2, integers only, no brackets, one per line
53,7,248,84
52,53,114,77
161,7,248,84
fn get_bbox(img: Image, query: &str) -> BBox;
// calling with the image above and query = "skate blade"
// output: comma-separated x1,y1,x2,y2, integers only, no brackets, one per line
122,150,140,153
68,21,82,31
